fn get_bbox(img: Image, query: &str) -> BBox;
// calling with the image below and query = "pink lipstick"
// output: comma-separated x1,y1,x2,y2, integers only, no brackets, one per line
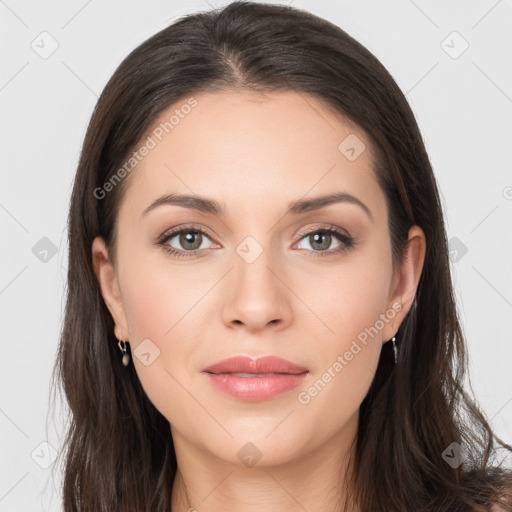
202,355,309,401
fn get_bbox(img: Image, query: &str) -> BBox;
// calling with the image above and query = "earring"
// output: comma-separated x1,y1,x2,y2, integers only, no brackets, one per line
118,339,130,366
391,336,398,365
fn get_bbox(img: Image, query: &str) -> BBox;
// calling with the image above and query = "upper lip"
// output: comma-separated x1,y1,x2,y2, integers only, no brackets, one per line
202,356,308,375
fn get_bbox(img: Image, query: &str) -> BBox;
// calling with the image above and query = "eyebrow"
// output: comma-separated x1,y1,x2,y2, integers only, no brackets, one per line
141,192,373,221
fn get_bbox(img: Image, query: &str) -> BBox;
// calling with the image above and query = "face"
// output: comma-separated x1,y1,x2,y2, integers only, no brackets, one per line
93,89,424,468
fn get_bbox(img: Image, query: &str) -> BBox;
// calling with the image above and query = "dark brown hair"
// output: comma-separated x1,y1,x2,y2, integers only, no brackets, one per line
51,1,512,510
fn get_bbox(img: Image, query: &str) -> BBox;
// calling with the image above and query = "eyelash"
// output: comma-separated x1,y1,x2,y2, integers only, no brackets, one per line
156,224,355,259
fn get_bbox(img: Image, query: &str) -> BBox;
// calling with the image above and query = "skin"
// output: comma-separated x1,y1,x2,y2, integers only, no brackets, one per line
92,89,426,512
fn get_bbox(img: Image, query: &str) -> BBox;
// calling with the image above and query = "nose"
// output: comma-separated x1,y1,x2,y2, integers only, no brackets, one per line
221,248,293,333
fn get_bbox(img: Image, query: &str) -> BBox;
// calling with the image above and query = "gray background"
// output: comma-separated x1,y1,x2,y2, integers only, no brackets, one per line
1,1,511,510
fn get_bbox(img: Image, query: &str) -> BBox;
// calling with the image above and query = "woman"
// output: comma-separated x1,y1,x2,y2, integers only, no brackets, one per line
51,1,512,510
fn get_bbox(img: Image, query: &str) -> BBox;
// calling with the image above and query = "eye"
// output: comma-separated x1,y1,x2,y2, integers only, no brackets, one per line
294,226,354,257
156,224,354,259
156,225,218,258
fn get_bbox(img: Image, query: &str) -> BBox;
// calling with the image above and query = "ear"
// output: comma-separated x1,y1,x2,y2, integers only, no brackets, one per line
91,236,130,340
381,225,426,341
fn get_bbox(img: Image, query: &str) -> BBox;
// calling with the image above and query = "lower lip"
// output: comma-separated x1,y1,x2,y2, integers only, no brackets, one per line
203,372,309,401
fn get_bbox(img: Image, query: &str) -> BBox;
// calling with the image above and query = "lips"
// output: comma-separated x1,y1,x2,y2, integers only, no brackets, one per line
201,356,310,401
202,355,308,375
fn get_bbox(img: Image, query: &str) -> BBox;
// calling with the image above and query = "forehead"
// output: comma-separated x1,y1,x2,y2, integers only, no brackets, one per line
119,89,386,223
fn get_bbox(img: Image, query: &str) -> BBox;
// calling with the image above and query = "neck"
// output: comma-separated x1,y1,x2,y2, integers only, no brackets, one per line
170,412,360,512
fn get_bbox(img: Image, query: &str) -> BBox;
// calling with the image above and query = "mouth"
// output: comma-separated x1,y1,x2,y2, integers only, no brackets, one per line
201,355,310,401
203,372,309,401
208,372,294,377
202,355,309,375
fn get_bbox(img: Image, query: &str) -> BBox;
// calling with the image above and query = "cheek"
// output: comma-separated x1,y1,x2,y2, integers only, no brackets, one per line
296,250,392,348
118,262,197,422
122,272,175,341
119,240,206,341
293,267,388,431
292,245,392,396
116,244,214,404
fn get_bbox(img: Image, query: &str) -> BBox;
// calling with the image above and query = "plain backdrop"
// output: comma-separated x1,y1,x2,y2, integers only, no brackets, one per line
1,1,511,510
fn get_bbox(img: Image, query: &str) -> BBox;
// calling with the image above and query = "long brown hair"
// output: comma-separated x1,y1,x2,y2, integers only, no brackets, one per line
51,1,512,510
